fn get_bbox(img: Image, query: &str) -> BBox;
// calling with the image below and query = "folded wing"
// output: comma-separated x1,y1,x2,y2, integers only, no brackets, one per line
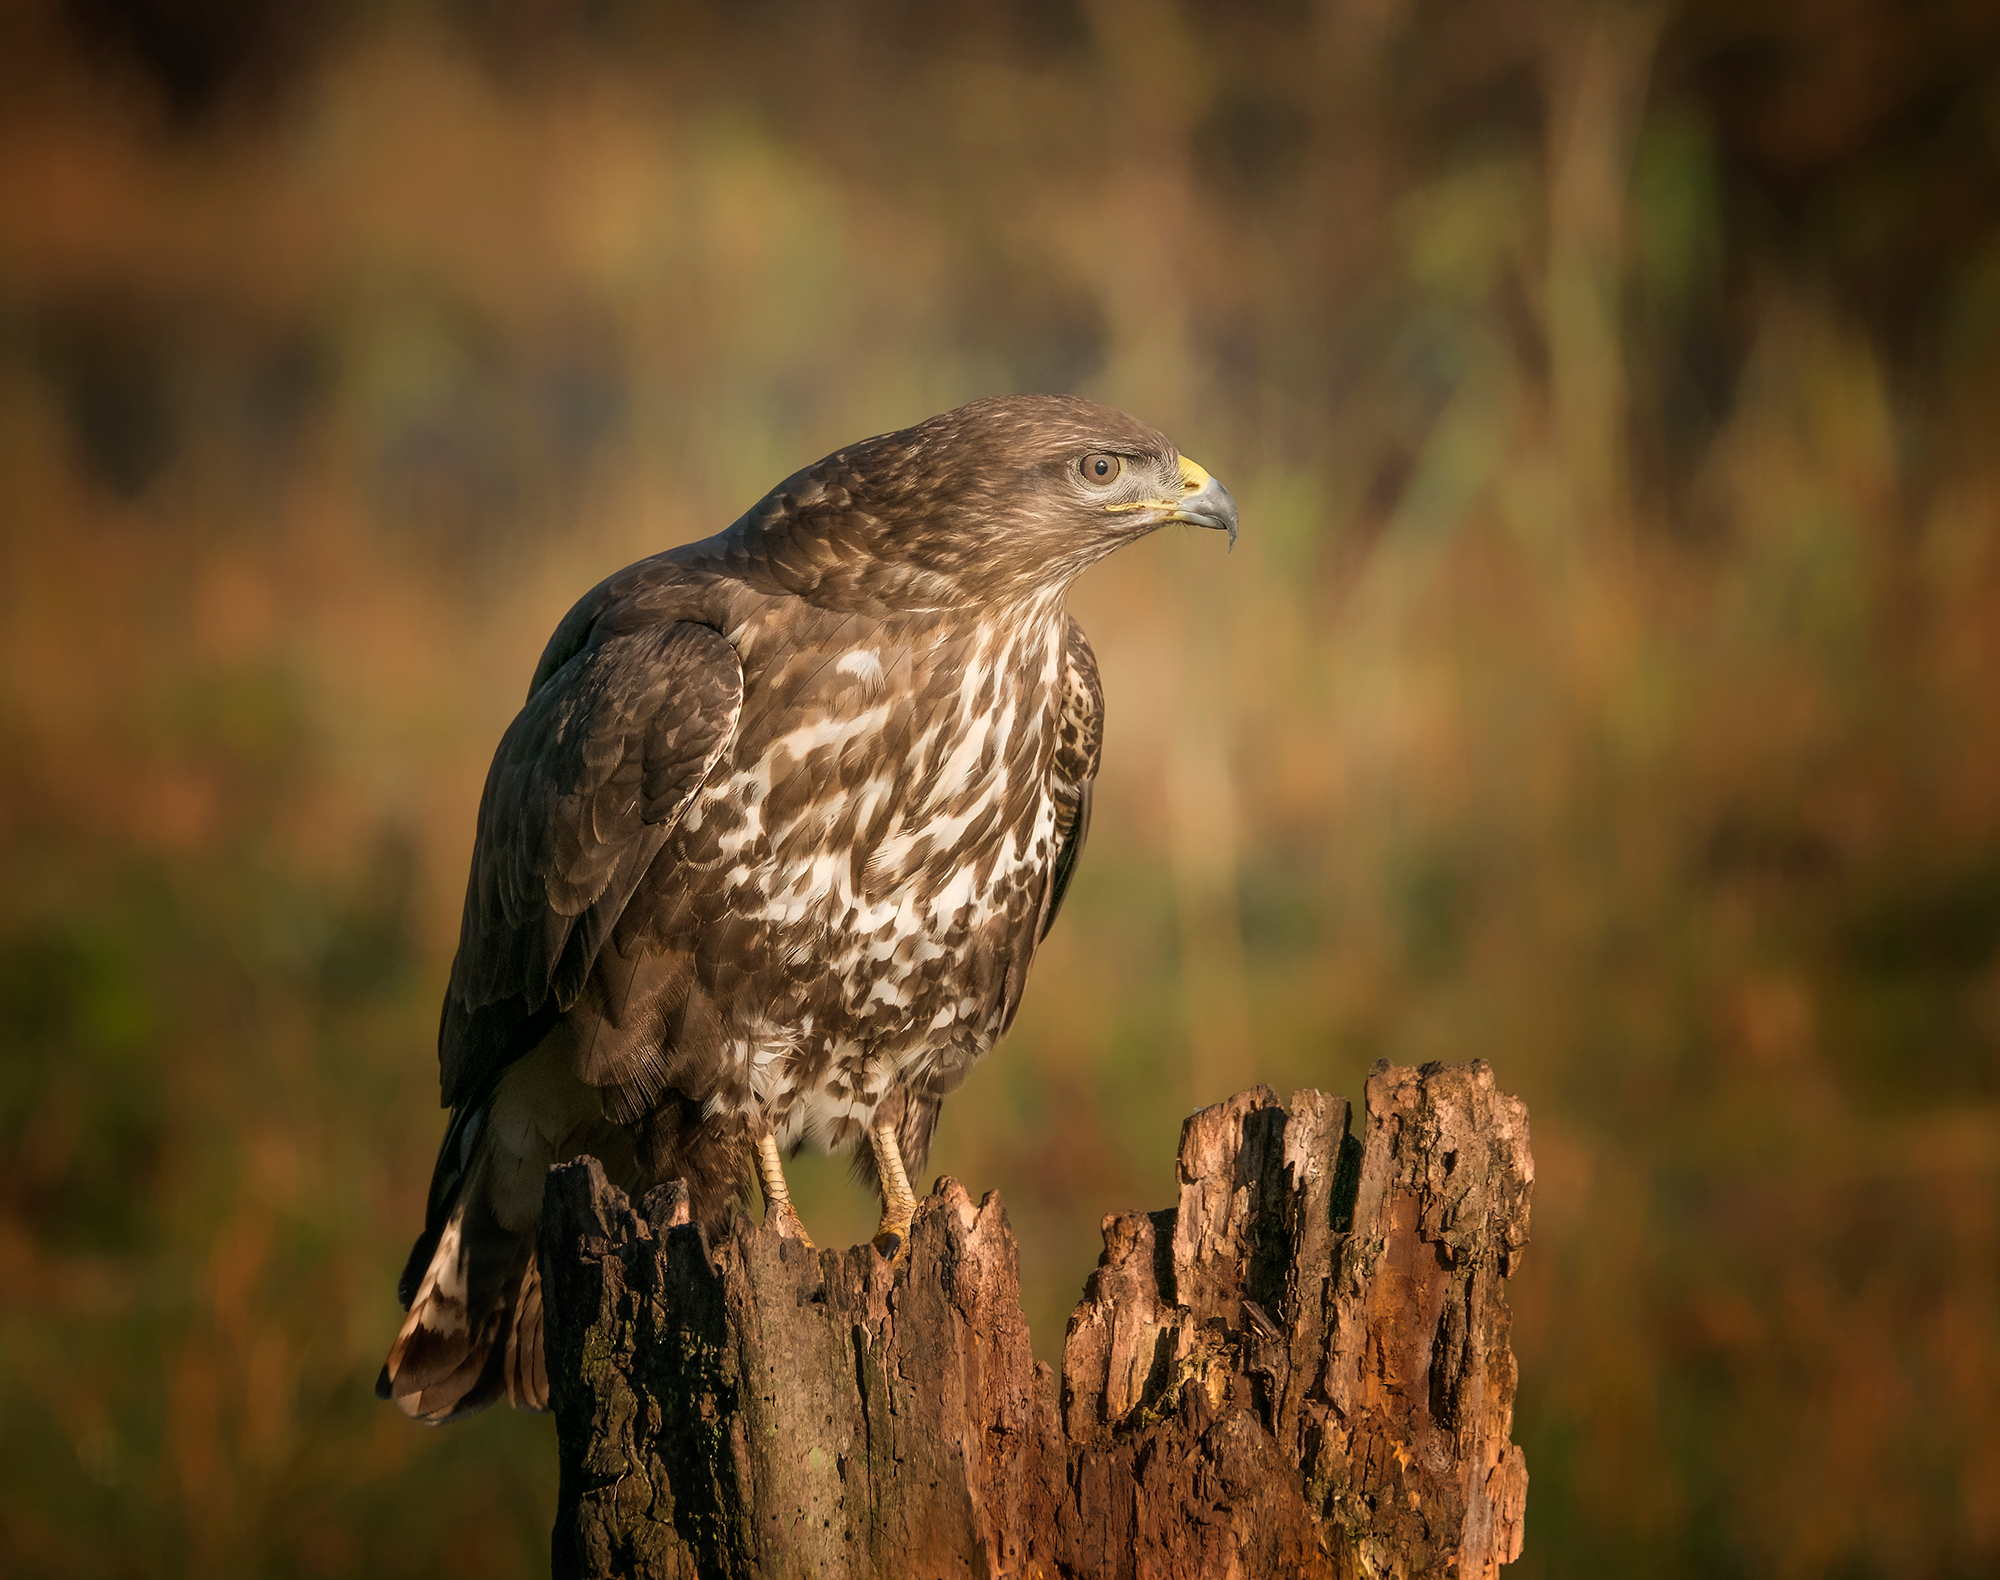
437,617,744,1124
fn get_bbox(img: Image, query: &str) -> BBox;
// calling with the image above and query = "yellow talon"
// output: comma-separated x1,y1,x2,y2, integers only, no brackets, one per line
755,1133,815,1248
870,1119,918,1257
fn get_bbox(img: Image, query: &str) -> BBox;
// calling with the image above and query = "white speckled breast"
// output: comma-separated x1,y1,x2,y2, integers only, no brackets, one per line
668,590,1069,1152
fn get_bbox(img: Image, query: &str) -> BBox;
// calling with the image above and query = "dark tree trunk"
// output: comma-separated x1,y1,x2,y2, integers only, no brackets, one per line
540,1060,1532,1579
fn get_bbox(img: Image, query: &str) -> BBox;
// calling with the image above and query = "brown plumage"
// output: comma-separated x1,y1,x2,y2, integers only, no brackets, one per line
378,394,1238,1423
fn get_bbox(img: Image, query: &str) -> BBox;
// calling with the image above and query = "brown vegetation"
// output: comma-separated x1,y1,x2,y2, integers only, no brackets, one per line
3,2,1999,1576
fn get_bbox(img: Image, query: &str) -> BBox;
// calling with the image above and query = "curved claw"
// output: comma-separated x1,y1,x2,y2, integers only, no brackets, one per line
871,1210,913,1260
754,1133,815,1248
768,1199,817,1250
869,1119,918,1262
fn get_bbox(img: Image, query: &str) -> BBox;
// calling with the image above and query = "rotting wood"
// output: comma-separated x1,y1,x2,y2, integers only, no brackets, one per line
541,1059,1532,1579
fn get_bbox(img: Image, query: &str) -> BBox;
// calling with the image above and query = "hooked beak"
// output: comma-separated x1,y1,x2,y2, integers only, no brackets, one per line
1165,455,1239,549
1104,454,1240,548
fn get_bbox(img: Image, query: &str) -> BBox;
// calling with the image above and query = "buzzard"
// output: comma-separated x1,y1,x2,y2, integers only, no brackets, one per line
379,395,1238,1423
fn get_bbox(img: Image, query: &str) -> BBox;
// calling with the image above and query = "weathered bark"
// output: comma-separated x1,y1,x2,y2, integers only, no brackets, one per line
541,1059,1532,1579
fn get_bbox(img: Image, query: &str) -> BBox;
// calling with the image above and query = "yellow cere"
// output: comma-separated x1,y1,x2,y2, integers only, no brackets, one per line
1102,454,1214,513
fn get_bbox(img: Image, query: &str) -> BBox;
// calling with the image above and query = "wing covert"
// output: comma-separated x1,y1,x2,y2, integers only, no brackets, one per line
1040,615,1103,943
440,620,743,1108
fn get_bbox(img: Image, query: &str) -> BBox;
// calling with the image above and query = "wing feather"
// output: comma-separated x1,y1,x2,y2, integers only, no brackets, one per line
992,618,1105,1041
439,620,743,1109
1039,615,1103,942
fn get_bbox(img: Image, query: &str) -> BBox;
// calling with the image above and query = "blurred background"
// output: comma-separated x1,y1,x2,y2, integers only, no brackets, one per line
3,0,1997,1574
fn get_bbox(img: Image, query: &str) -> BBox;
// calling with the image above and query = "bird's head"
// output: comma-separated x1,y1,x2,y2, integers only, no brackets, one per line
709,394,1238,614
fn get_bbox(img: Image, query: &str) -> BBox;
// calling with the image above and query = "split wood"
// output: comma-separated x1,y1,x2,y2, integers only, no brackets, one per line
541,1059,1532,1579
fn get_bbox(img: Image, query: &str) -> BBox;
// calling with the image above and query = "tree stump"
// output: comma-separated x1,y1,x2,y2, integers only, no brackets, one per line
540,1059,1532,1579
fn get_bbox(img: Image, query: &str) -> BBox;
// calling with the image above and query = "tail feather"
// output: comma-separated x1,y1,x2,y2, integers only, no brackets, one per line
379,1124,540,1424
503,1254,549,1413
384,1052,742,1425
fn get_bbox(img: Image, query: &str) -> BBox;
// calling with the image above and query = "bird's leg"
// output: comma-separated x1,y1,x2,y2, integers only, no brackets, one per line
870,1119,918,1258
754,1133,814,1247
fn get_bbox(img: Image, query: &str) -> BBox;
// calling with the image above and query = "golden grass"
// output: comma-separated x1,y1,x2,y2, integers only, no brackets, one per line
3,5,1997,1574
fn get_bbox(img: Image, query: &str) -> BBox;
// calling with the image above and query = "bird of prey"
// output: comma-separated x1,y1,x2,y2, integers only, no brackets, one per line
378,394,1237,1423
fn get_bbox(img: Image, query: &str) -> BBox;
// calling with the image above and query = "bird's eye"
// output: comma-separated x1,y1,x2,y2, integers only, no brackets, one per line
1078,452,1123,487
